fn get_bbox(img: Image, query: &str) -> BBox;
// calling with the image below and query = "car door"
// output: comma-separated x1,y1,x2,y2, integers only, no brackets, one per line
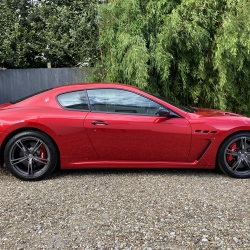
84,88,191,162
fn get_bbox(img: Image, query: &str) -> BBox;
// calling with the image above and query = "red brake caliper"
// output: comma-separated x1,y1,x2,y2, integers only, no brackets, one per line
227,142,237,163
40,144,47,161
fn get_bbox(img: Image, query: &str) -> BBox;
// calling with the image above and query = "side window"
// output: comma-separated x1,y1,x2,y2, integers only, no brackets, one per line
57,91,89,110
87,89,161,115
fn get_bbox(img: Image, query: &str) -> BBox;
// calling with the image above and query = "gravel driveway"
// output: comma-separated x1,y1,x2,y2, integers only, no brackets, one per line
0,167,249,249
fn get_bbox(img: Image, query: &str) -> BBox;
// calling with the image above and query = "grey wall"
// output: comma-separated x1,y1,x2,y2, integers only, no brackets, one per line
0,68,93,104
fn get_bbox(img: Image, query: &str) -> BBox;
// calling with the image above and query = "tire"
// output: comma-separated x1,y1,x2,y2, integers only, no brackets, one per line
217,132,250,178
4,131,58,181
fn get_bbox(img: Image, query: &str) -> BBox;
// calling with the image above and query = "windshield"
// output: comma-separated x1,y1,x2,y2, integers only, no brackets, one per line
162,98,196,113
145,91,196,113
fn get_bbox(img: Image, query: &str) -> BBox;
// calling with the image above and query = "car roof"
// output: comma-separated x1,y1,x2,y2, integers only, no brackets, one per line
7,82,189,118
53,82,138,91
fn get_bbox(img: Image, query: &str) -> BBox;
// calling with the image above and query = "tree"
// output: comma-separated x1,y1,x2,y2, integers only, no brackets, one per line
214,0,250,114
97,0,250,115
96,0,180,88
0,0,99,68
30,0,99,68
0,0,34,68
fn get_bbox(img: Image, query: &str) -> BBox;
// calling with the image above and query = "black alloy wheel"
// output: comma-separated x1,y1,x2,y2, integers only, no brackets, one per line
4,131,58,181
218,132,250,178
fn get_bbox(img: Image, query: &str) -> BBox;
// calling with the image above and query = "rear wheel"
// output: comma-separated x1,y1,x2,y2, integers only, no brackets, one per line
4,131,58,181
218,132,250,178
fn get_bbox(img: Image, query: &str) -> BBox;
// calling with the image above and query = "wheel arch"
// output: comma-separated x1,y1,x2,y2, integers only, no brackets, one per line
0,127,60,169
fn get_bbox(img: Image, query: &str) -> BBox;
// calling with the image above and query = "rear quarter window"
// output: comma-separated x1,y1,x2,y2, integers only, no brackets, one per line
57,91,89,110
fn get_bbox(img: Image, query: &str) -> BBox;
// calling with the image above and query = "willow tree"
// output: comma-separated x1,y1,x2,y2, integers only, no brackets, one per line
96,0,180,88
214,0,250,114
97,0,250,115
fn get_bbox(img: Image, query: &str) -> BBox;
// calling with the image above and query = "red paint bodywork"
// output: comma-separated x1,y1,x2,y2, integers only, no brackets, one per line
1,83,250,171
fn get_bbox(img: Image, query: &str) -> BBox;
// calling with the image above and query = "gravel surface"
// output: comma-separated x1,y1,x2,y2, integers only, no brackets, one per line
0,167,249,250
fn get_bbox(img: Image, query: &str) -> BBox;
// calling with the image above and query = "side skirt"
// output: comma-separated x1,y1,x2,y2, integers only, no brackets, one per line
61,160,214,170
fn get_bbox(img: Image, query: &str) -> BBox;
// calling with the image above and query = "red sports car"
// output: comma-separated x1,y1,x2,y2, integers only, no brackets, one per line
0,83,250,180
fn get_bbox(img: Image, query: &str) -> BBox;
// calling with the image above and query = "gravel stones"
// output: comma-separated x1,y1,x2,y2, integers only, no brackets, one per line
0,168,249,249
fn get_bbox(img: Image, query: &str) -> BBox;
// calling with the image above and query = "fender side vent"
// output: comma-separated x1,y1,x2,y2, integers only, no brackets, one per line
197,141,211,160
195,130,218,134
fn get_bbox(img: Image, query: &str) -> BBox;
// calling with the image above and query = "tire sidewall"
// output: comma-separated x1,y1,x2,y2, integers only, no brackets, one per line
218,132,250,179
4,131,58,181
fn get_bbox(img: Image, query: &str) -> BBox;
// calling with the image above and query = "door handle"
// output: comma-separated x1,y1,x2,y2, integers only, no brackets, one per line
91,120,109,125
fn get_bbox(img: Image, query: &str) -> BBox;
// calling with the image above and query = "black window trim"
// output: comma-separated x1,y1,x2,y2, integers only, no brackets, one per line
56,87,182,118
85,88,182,118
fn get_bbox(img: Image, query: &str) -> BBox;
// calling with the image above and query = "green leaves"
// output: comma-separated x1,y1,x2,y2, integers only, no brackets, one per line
97,0,178,89
97,0,151,88
0,0,99,68
214,0,250,114
97,0,250,115
1,0,250,115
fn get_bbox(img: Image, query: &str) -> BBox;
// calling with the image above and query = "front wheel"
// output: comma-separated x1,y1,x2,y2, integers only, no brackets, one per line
217,132,250,178
4,131,58,181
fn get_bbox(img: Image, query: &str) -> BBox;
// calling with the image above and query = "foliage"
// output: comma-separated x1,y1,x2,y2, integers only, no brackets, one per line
95,0,180,88
0,0,33,68
1,0,250,115
0,0,99,68
97,0,250,115
214,0,250,114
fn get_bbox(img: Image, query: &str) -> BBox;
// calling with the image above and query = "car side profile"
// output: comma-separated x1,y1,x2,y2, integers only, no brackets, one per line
0,82,250,181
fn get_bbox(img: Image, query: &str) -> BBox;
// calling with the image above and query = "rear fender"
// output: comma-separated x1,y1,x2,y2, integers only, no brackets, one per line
0,122,60,169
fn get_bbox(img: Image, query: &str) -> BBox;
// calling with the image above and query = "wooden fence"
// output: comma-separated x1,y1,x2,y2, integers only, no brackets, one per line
0,67,93,104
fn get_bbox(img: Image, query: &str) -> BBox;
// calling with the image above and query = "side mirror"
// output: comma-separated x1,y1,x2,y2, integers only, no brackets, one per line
157,107,170,117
